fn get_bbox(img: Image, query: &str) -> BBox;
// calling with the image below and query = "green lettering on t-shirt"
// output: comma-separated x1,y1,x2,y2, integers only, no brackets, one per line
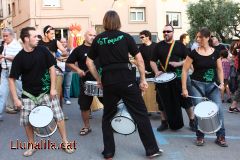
175,68,182,78
97,35,124,45
41,70,51,92
203,69,214,82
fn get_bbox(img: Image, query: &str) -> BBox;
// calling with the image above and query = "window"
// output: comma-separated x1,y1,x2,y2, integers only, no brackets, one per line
166,12,181,28
42,0,60,7
12,2,16,16
55,28,68,40
8,4,11,15
130,7,145,22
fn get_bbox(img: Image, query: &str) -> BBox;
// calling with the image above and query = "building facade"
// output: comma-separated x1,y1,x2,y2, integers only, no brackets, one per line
9,0,198,44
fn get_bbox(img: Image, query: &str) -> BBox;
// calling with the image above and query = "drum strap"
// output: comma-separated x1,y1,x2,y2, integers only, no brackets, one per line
160,40,175,72
22,90,47,105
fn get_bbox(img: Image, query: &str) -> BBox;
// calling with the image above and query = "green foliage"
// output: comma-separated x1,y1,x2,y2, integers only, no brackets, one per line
187,0,240,42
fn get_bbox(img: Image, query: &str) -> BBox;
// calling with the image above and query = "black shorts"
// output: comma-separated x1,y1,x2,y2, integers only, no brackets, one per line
78,80,103,111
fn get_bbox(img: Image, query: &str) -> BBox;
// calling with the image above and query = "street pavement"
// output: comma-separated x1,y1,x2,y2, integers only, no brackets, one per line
0,98,240,160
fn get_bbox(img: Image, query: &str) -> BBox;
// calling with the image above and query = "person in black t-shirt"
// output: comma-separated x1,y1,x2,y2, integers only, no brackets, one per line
38,25,68,109
86,11,162,160
150,25,188,131
9,27,75,156
139,30,156,78
182,27,227,147
66,28,103,136
211,36,226,54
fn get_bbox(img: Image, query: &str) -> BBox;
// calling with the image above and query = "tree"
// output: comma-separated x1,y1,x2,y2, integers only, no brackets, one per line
187,0,240,42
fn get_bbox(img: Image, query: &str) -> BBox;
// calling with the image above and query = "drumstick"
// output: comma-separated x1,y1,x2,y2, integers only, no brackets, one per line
187,95,209,101
85,70,89,74
214,82,221,89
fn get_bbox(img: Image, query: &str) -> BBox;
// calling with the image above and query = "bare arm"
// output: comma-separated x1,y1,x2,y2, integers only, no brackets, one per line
134,52,148,91
9,78,22,108
66,63,86,77
150,60,162,77
49,65,57,99
86,57,101,86
216,58,224,90
181,56,193,97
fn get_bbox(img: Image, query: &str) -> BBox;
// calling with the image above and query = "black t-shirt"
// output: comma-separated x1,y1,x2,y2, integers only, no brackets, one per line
38,39,58,53
139,42,157,73
88,30,139,86
152,40,189,77
214,44,226,54
188,49,220,82
66,44,100,82
9,46,55,97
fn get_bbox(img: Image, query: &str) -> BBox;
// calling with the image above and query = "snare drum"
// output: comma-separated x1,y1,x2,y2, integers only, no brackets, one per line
155,72,176,83
111,101,136,135
194,101,221,134
84,81,103,97
29,106,57,138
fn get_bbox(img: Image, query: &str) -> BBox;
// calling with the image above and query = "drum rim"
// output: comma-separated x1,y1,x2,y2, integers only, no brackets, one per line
154,72,177,83
110,115,137,135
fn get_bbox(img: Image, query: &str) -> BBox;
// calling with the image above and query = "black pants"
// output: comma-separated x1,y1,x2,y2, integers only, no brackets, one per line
102,81,159,157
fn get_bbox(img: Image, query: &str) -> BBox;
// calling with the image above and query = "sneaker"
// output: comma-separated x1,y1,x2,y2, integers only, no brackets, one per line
148,149,163,158
228,107,240,113
215,136,228,147
196,137,205,146
65,100,71,105
157,123,168,132
189,119,196,132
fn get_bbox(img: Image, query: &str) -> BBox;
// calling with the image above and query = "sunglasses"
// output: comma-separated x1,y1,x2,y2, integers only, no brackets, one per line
140,36,145,39
163,30,173,34
45,26,53,34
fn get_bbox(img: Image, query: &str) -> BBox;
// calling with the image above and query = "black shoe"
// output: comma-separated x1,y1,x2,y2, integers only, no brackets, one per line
102,151,114,159
227,98,232,103
157,123,168,132
189,119,196,132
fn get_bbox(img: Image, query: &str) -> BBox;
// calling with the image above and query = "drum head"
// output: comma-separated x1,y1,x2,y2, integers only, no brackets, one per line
155,72,176,83
111,116,136,135
29,106,53,128
194,101,218,118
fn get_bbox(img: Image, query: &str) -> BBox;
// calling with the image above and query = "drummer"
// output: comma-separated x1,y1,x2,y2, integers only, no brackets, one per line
86,10,162,159
150,24,193,131
66,28,103,136
182,27,227,147
9,27,75,156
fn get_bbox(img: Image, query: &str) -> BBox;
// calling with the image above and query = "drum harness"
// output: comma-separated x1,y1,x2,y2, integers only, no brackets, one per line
22,90,48,107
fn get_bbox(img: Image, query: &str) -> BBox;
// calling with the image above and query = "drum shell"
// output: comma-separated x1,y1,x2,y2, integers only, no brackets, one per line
33,119,57,138
84,81,103,97
194,101,221,134
156,79,184,130
143,82,159,112
111,102,136,135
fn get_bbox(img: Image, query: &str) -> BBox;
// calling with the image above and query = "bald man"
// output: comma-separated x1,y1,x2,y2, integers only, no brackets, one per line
66,28,102,136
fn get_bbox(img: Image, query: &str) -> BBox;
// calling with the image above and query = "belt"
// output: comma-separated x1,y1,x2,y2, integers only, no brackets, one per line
1,68,8,70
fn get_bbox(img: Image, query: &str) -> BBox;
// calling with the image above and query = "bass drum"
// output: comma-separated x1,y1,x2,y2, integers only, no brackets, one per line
111,100,136,135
